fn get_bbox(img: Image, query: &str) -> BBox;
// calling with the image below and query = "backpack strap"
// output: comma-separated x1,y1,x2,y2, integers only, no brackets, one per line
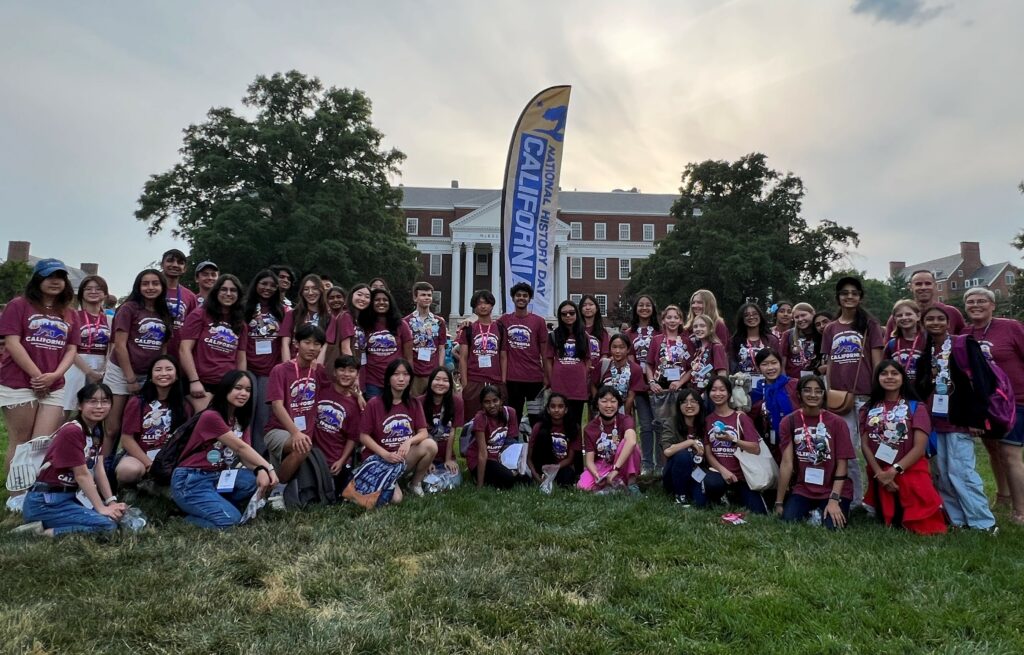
600,357,612,380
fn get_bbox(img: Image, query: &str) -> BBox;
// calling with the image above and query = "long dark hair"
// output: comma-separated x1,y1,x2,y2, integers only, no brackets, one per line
126,269,173,341
423,366,455,427
25,270,75,314
704,374,734,408
294,273,330,334
75,382,113,438
674,387,706,438
810,311,832,360
866,359,920,407
834,279,874,334
204,274,246,334
551,300,590,361
731,302,771,358
629,294,661,332
138,355,188,434
382,358,414,412
534,392,579,457
579,294,605,336
208,370,256,432
359,287,402,336
243,269,284,323
479,384,507,425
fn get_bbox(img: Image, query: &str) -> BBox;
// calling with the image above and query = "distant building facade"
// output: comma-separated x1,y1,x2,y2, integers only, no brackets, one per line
889,241,1018,303
3,240,99,293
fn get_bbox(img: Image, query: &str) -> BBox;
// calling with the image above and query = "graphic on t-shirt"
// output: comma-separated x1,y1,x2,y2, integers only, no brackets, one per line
551,432,568,460
830,331,863,364
368,331,399,357
204,323,239,353
137,318,167,349
429,412,451,441
79,323,110,347
558,339,579,365
167,299,187,326
381,414,414,449
250,313,280,338
588,334,601,358
473,331,499,356
486,425,509,453
316,400,347,433
795,424,831,465
506,325,532,350
26,314,69,349
708,420,740,458
56,435,98,485
140,400,172,448
790,336,813,367
865,402,910,446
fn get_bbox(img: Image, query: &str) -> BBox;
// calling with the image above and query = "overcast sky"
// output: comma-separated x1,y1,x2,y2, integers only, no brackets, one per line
2,0,1022,293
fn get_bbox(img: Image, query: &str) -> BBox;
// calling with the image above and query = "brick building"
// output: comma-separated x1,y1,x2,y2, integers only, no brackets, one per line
400,183,677,321
3,240,99,294
889,241,1019,303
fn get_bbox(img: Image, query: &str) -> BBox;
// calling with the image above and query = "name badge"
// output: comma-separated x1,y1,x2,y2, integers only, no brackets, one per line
360,352,368,365
417,347,433,362
698,363,714,377
749,375,765,391
804,467,826,486
800,370,813,378
875,443,898,465
664,366,681,381
294,415,307,432
932,394,949,416
217,468,239,493
478,354,493,368
691,467,707,483
255,339,273,355
76,489,95,509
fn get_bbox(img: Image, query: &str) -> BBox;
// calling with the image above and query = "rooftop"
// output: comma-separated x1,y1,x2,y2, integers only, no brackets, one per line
398,186,678,216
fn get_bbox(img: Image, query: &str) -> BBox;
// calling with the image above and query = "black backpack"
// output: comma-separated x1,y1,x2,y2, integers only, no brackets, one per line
150,411,206,486
283,447,336,508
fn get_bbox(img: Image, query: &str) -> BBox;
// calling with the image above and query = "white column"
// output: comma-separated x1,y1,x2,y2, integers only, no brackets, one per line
490,241,502,316
463,242,476,316
449,242,462,320
558,245,569,303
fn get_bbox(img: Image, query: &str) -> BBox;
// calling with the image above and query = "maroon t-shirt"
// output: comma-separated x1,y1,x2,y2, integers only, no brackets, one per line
928,337,963,434
583,414,635,464
544,335,590,400
687,320,731,347
358,396,428,453
704,411,760,479
498,312,548,383
75,309,111,357
529,421,580,464
364,319,414,387
468,407,518,470
110,301,168,375
689,341,728,390
624,325,660,374
246,305,288,377
419,393,465,463
0,297,80,390
404,312,448,377
779,410,854,500
165,284,198,355
122,395,181,450
646,333,694,382
731,334,781,375
598,359,647,397
462,320,506,383
178,410,252,471
36,421,100,488
886,301,965,337
780,329,816,378
264,360,331,432
859,398,931,463
822,319,884,396
883,332,925,383
584,324,611,361
313,385,362,465
280,308,326,340
181,308,249,385
964,318,1024,404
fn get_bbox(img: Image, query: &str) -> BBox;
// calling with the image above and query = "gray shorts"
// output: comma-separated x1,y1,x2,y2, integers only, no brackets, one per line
263,428,292,469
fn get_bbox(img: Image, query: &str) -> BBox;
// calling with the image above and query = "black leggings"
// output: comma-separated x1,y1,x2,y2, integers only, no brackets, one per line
530,449,581,487
471,460,527,489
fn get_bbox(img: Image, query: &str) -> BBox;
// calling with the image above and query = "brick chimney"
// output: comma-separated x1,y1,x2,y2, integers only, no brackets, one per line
451,180,459,189
889,261,906,279
80,263,98,275
959,241,982,276
7,241,30,263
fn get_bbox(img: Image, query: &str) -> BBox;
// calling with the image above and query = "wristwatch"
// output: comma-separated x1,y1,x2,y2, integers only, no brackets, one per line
893,463,905,475
829,492,841,502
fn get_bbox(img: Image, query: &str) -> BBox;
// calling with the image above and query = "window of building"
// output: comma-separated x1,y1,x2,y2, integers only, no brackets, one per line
570,222,582,240
619,223,631,241
1007,272,1016,285
431,291,442,313
475,252,488,276
595,294,608,315
666,224,675,234
570,257,582,279
570,293,583,305
406,217,418,235
429,254,442,277
950,281,957,290
595,223,606,240
643,224,655,241
431,218,444,236
994,289,1002,299
595,258,607,280
937,282,944,291
958,270,964,278
619,258,632,280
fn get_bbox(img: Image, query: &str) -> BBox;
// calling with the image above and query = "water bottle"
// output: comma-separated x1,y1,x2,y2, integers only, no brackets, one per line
121,507,147,532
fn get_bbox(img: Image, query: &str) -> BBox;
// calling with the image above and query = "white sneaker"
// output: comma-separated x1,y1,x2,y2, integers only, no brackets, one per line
5,495,25,514
410,483,424,497
11,521,44,536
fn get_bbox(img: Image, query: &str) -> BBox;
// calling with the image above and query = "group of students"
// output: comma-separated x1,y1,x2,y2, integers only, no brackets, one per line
2,251,1023,535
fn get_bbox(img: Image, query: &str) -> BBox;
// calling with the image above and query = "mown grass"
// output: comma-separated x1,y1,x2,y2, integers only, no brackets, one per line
1,418,1022,655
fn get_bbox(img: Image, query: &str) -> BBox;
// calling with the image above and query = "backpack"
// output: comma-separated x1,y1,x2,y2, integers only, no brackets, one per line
951,337,1017,435
5,423,74,492
283,447,336,508
150,411,206,485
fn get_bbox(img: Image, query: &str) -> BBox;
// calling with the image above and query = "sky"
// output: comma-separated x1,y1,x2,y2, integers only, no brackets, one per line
2,0,1022,293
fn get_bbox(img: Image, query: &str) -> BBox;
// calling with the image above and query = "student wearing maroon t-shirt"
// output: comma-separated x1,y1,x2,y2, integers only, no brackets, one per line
544,300,591,427
625,294,661,473
171,370,278,530
685,289,731,347
333,283,372,373
579,294,611,372
405,282,448,397
180,274,249,410
661,388,707,505
859,361,946,534
578,386,641,492
419,367,463,473
63,275,112,414
645,304,693,465
498,283,549,425
115,355,189,487
883,299,925,384
160,249,198,355
884,269,966,337
314,355,365,495
753,348,800,463
775,375,853,529
963,287,1024,524
596,334,646,416
194,261,219,307
243,269,288,448
359,288,414,399
460,290,507,420
780,302,823,379
699,376,767,513
1,260,81,503
104,269,173,461
770,300,794,342
729,303,781,385
469,385,526,489
20,383,128,537
687,314,728,391
280,274,330,363
527,393,581,488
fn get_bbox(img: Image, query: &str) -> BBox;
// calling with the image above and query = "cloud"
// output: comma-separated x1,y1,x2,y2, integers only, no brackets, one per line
851,0,949,26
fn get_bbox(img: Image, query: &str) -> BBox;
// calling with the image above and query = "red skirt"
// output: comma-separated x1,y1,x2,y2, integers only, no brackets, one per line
863,458,947,535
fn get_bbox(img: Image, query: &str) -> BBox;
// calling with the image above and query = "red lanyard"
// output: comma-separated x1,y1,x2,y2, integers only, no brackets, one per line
745,338,760,368
477,321,493,350
83,310,103,351
895,332,919,355
293,358,314,384
798,411,821,444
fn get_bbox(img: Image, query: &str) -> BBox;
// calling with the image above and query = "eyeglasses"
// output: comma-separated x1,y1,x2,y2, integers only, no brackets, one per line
219,288,239,294
838,290,861,297
83,398,112,407
680,398,701,406
964,299,990,306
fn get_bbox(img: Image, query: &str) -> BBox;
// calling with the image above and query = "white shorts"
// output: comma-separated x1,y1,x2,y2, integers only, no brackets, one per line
63,354,108,411
103,362,146,396
0,384,65,409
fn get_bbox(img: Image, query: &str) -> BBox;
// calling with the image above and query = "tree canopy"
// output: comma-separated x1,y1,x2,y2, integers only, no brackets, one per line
0,260,32,304
136,71,420,295
625,153,858,319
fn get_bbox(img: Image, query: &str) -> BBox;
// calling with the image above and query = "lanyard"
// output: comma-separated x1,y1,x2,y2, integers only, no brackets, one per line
293,358,315,385
476,321,494,350
83,310,104,351
745,338,760,368
798,411,821,443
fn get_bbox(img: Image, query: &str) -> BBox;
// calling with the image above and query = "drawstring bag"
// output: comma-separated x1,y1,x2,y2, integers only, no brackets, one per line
342,455,406,509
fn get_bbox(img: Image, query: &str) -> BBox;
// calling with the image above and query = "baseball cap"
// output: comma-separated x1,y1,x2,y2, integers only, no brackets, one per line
196,260,219,273
33,258,69,277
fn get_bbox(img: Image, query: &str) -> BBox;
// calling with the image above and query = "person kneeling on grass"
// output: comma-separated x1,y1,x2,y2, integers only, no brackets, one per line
527,392,581,488
419,366,464,478
661,388,706,505
774,374,854,529
20,383,128,537
698,375,768,513
171,371,279,529
468,385,528,489
578,386,641,494
355,359,436,503
313,355,365,497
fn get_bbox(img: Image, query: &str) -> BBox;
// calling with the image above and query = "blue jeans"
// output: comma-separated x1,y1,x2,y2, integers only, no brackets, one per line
782,493,851,530
364,384,384,400
662,450,698,498
171,467,258,530
697,471,768,514
22,491,118,536
634,392,656,469
933,432,996,529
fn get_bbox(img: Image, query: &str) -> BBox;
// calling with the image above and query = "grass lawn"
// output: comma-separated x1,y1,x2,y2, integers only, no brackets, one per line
1,418,1023,654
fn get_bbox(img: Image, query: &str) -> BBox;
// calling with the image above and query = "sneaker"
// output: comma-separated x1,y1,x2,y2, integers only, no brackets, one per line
268,484,287,511
627,483,642,496
5,495,25,514
410,483,424,497
980,525,1000,536
674,494,690,506
11,521,44,536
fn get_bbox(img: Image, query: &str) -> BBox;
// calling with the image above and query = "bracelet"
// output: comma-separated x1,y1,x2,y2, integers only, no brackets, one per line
832,475,849,481
103,495,118,506
774,501,784,507
189,379,200,384
254,465,269,476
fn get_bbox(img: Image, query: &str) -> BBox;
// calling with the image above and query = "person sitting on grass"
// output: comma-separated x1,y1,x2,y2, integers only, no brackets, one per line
19,383,128,537
661,387,706,505
171,370,279,530
115,355,190,489
419,366,464,477
698,375,767,513
774,374,853,529
313,354,365,496
357,359,435,501
468,385,527,489
527,392,581,488
752,347,799,463
578,386,641,493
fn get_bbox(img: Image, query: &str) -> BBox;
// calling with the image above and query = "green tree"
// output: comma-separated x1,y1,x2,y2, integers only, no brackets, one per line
1009,181,1024,319
800,269,905,322
0,259,32,304
136,71,420,300
626,153,858,319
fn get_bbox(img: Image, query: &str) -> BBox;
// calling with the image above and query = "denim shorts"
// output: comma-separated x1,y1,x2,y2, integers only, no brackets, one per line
999,404,1024,447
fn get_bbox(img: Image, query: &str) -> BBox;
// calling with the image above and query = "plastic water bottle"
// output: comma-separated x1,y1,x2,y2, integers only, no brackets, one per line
121,507,147,532
808,509,822,527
